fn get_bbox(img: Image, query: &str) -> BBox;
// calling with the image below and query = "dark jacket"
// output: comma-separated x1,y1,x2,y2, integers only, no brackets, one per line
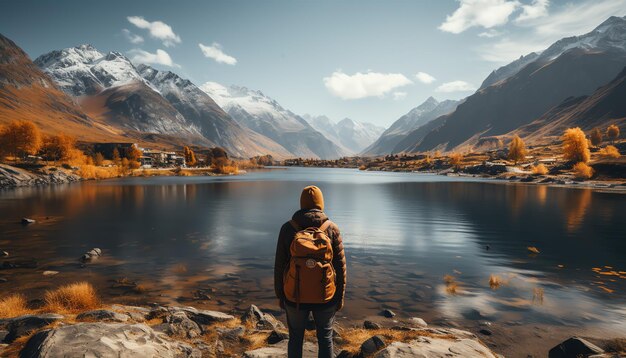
274,209,347,310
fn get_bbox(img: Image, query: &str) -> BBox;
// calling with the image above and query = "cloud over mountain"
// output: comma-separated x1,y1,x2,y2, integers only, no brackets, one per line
323,71,412,100
127,16,181,47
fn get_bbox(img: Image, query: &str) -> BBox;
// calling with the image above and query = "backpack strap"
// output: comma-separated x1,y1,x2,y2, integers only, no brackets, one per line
289,220,300,231
318,220,333,232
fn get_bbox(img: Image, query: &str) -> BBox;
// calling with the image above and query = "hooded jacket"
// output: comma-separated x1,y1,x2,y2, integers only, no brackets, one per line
274,208,347,310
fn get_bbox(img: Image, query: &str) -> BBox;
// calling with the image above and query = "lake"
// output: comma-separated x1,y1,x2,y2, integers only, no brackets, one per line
1,167,625,354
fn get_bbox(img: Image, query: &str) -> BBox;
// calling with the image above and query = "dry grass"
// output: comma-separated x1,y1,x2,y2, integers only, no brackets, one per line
572,162,594,179
44,282,100,313
76,164,120,179
531,163,549,175
0,294,32,318
340,328,457,354
598,145,620,159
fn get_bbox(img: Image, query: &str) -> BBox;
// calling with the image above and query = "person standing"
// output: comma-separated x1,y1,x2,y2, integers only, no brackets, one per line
274,185,347,358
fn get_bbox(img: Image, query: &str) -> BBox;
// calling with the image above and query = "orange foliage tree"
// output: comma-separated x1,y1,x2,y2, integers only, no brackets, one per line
94,152,105,166
607,124,620,143
598,145,620,159
449,153,463,169
562,127,590,163
572,162,594,179
589,128,603,147
508,135,526,164
183,146,197,167
40,134,77,162
0,120,42,160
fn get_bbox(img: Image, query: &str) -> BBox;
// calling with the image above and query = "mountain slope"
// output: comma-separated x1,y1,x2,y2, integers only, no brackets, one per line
201,82,347,159
304,115,384,154
361,97,459,156
412,48,626,152
511,65,626,142
0,33,124,142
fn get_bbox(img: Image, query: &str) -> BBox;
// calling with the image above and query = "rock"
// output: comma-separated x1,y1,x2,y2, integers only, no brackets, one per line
0,329,7,343
170,306,235,325
479,328,492,336
42,271,59,276
217,326,245,341
20,323,198,357
267,330,289,344
5,314,64,343
364,320,382,330
373,337,498,357
76,309,129,323
80,248,102,262
1,251,8,257
164,311,201,339
548,337,604,358
241,305,285,330
21,218,36,225
408,318,427,328
381,309,396,318
361,335,387,355
243,340,317,357
336,350,358,358
0,277,7,283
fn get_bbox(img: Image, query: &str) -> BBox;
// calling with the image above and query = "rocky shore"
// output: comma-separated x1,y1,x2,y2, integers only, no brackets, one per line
0,164,81,189
1,302,623,357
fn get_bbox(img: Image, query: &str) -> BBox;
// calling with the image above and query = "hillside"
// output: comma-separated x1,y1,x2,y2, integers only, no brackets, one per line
304,115,384,154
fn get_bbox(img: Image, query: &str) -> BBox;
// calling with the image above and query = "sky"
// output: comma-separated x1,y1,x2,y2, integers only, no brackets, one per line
1,0,625,127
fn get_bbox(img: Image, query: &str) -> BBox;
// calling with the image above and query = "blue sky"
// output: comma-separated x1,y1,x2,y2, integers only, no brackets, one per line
1,0,625,127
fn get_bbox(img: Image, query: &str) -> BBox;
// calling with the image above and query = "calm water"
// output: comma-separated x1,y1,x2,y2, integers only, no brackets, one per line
1,167,626,344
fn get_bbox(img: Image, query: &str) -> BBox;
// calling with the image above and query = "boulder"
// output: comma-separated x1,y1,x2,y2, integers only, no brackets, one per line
164,312,201,339
170,306,235,325
243,340,317,358
241,305,285,330
19,323,199,358
267,330,289,344
381,309,396,318
408,318,427,328
373,337,498,357
361,335,387,356
76,309,129,323
548,337,604,358
217,326,245,341
80,248,102,262
364,321,382,330
5,314,64,342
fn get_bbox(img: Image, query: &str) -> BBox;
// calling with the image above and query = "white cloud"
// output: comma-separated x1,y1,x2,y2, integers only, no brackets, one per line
323,71,413,100
479,0,626,62
127,16,181,47
415,72,436,84
439,0,520,34
516,0,549,22
393,92,407,100
435,80,476,93
128,49,179,68
478,29,503,38
198,43,237,65
122,29,144,44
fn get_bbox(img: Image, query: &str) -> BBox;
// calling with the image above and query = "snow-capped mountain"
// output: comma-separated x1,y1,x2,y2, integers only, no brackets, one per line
34,45,291,158
303,115,385,154
481,15,626,89
201,82,347,159
361,97,460,156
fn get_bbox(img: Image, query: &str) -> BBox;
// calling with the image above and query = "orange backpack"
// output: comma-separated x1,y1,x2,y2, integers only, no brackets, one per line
283,220,336,305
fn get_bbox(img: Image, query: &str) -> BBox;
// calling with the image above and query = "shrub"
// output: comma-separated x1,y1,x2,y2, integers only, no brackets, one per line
572,162,594,180
44,282,99,313
76,165,119,179
607,124,620,143
598,145,620,158
590,128,603,146
449,153,463,168
562,127,590,163
508,135,526,164
531,163,548,175
0,294,31,318
94,152,105,166
0,120,42,159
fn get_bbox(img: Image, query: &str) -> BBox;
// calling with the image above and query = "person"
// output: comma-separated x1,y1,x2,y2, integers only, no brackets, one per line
274,185,347,358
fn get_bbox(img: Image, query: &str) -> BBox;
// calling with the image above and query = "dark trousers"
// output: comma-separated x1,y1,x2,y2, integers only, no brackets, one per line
285,304,336,358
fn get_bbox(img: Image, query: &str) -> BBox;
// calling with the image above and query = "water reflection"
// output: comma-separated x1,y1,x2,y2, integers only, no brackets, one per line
0,168,625,336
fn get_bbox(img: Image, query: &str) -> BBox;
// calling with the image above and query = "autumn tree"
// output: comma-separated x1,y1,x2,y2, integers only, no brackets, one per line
508,135,527,164
94,152,105,166
183,146,197,167
598,145,620,159
589,128,603,146
531,163,548,175
40,134,76,162
124,146,142,162
607,124,620,143
562,127,590,163
573,162,594,180
112,148,121,165
449,153,463,169
0,120,42,160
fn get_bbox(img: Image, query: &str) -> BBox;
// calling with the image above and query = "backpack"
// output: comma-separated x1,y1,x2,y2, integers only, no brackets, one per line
283,219,336,305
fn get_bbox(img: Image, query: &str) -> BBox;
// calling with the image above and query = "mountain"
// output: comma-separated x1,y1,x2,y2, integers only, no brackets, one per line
481,15,626,89
403,16,626,153
303,115,385,154
201,82,347,159
0,34,124,142
35,45,289,158
360,97,460,156
510,65,626,142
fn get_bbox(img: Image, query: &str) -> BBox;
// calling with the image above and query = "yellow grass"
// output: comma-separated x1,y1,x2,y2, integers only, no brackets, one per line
44,282,100,313
76,164,120,179
0,294,32,318
340,328,457,354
